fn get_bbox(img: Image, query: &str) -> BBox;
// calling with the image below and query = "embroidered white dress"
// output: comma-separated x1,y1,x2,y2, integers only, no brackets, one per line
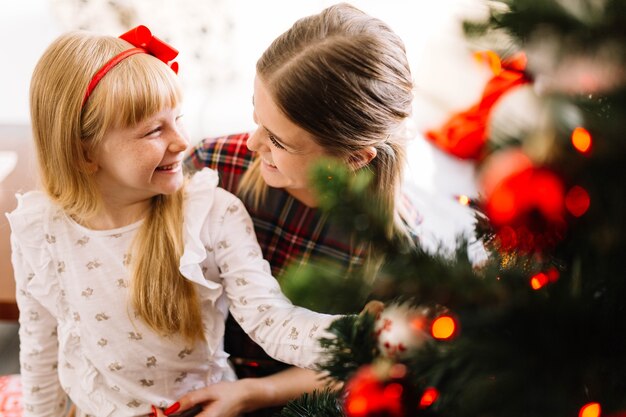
7,168,337,417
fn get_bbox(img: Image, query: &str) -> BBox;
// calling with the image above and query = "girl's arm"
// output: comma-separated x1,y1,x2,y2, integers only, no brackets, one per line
162,367,336,417
11,236,66,416
211,194,340,369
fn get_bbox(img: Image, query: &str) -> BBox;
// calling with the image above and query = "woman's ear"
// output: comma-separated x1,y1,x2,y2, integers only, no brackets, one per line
348,146,377,170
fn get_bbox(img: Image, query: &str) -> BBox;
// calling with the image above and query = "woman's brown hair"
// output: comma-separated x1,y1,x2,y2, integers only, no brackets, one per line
240,3,416,243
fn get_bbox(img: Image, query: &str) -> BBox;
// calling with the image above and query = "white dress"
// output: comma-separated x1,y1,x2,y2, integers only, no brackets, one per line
7,168,337,417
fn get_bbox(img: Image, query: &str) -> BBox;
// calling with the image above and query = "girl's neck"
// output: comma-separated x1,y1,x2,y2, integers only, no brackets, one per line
80,199,151,231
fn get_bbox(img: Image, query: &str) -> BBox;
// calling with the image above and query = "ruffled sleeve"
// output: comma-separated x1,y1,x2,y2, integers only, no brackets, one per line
6,192,67,416
6,191,62,314
179,168,223,300
179,169,232,364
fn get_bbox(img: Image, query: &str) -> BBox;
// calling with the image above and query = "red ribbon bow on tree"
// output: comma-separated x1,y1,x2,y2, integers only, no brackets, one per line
425,51,530,160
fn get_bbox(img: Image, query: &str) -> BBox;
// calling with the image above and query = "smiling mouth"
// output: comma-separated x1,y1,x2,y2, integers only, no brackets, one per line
262,157,277,168
156,162,181,171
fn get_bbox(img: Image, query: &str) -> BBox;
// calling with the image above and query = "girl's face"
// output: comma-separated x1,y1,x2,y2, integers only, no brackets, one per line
247,76,330,207
91,106,189,206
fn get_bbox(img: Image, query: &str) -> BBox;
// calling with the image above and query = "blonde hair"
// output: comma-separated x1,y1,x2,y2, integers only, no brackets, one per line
30,31,204,344
240,3,415,243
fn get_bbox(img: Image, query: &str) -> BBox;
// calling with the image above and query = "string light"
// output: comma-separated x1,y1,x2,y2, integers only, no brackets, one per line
565,186,591,217
571,127,592,154
530,267,560,290
579,402,601,417
431,315,457,340
546,267,560,282
530,272,549,290
457,194,471,206
419,387,440,409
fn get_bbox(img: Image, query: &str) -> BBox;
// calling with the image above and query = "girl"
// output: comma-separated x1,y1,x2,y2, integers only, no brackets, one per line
8,25,338,417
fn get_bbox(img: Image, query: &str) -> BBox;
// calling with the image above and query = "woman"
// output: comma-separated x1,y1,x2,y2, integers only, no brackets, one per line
164,3,421,416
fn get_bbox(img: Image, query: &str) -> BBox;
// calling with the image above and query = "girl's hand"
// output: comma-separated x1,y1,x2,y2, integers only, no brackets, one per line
160,380,250,417
151,405,166,417
158,366,328,417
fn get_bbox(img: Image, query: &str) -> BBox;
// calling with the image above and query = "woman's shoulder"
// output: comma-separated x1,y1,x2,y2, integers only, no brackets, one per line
186,132,253,168
185,132,254,194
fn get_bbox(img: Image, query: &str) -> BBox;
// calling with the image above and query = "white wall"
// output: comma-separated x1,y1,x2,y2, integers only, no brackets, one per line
0,1,62,126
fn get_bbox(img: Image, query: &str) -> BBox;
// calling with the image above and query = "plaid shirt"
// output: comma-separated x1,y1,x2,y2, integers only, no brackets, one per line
185,133,368,395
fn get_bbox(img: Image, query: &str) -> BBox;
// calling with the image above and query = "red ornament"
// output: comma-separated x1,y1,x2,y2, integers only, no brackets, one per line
344,364,418,417
481,151,567,253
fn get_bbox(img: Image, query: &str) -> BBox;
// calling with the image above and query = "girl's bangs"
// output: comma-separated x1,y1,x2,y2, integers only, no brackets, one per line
101,54,182,129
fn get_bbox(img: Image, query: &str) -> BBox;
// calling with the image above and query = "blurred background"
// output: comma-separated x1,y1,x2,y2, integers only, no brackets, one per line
1,0,490,143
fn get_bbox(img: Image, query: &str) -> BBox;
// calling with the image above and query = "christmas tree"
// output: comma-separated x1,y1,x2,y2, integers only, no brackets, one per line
279,0,626,416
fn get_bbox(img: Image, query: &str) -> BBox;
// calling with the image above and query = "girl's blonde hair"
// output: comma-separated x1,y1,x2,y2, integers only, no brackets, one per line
240,3,416,243
30,31,204,344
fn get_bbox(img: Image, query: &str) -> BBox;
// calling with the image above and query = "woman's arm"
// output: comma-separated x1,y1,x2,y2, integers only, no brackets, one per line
161,367,337,417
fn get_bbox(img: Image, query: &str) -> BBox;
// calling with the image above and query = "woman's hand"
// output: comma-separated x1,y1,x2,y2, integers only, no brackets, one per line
360,300,385,318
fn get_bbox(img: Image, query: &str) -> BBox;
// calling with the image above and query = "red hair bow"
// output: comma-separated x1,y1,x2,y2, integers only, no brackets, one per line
119,25,179,74
82,25,180,107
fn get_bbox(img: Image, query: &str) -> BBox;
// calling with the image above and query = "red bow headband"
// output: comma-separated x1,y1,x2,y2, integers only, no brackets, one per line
82,25,179,108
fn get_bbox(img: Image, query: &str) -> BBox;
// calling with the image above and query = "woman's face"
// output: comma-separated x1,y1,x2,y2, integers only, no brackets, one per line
247,76,330,207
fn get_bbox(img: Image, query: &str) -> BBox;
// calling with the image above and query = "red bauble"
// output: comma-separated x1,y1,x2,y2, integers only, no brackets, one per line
344,364,418,417
480,151,567,253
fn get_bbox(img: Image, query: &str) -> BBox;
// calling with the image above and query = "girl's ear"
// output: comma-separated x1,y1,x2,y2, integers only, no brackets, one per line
348,146,377,170
81,143,99,174
83,160,99,174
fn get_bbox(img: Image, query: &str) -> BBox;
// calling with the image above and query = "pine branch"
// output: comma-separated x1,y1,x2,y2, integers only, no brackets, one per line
277,389,344,417
280,260,373,314
317,314,378,382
